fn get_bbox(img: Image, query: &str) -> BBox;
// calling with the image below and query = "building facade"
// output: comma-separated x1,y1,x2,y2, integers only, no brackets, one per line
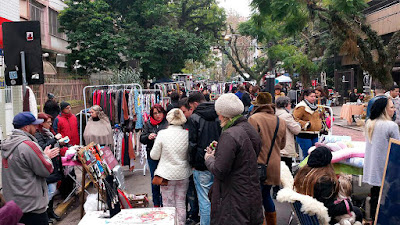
0,0,69,137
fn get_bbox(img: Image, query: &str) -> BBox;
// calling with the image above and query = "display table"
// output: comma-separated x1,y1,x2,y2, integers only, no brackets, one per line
340,104,365,125
78,207,177,225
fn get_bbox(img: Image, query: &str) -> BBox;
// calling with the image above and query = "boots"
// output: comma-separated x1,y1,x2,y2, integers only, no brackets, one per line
264,211,277,225
47,199,61,221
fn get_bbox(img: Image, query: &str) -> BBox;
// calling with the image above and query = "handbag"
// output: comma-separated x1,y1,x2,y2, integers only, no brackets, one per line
258,116,280,183
152,175,168,186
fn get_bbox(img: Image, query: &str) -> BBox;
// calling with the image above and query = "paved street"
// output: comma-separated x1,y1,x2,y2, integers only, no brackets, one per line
54,106,368,225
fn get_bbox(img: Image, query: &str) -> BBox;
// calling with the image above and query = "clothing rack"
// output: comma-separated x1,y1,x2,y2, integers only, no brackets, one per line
155,81,187,97
81,83,143,145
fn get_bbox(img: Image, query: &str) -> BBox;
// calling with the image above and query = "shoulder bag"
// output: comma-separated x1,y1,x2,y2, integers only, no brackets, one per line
258,116,280,183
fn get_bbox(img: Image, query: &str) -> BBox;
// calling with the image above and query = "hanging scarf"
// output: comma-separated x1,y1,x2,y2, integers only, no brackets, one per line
222,115,242,131
150,116,164,126
304,99,318,111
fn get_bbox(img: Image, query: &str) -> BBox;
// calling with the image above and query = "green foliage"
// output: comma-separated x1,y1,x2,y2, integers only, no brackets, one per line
108,68,143,86
59,0,226,80
251,0,400,88
59,0,127,73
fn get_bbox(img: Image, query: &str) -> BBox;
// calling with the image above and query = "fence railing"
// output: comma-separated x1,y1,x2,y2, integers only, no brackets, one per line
29,79,89,112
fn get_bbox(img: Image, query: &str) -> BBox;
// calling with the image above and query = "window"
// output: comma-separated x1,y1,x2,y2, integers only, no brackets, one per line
49,9,66,39
29,1,45,39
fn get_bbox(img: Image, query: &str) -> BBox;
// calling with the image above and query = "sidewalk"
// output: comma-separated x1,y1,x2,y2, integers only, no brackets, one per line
331,106,364,132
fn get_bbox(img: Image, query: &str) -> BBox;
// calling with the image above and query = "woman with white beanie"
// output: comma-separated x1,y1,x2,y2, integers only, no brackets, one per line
150,108,191,225
204,93,263,225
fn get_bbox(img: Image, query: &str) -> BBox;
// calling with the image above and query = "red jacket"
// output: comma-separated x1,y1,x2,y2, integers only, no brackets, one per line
53,113,79,145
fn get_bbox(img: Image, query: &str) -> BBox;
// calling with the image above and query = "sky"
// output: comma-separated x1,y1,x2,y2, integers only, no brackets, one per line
218,0,252,18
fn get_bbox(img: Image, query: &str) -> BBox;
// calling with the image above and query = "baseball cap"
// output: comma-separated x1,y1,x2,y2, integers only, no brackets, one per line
13,112,44,129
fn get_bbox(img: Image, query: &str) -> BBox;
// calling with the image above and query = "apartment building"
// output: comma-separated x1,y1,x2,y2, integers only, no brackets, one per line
0,0,69,137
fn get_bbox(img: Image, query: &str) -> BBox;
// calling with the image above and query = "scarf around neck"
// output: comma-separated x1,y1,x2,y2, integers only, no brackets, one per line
304,99,318,111
150,116,164,126
222,115,242,131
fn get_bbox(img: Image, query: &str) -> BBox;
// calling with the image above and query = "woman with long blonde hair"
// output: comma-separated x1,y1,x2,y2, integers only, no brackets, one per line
363,96,399,220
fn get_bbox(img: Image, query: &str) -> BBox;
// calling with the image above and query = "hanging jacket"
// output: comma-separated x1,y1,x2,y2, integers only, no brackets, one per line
139,118,168,159
187,102,221,171
53,113,79,145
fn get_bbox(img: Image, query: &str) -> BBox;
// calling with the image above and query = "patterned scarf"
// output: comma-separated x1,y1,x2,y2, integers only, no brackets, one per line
304,99,318,111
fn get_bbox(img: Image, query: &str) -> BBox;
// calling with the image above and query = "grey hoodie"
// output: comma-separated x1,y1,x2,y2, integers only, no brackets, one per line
1,129,54,214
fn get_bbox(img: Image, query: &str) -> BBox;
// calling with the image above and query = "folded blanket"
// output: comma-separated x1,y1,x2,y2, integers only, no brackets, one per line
338,157,364,168
331,148,365,163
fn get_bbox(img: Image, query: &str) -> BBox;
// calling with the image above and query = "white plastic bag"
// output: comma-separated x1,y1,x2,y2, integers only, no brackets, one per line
84,193,99,212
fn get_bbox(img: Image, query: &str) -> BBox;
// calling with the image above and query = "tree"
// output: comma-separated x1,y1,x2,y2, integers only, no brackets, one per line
251,0,400,89
218,13,317,86
59,0,226,80
59,0,127,73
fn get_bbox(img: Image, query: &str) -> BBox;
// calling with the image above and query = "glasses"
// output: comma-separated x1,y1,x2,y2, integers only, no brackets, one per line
153,112,163,115
46,121,52,124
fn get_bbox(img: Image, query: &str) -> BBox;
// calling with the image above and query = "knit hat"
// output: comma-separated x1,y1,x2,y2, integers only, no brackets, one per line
251,92,272,106
307,146,332,168
166,108,187,126
47,93,55,99
215,93,244,118
370,96,388,120
13,112,44,129
60,101,71,111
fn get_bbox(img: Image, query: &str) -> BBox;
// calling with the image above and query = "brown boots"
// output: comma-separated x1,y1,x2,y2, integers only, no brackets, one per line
264,211,277,225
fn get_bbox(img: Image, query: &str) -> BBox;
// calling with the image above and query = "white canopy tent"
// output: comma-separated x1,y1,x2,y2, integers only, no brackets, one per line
275,75,292,83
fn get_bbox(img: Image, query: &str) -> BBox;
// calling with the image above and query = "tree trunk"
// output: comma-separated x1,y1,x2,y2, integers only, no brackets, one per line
300,69,311,88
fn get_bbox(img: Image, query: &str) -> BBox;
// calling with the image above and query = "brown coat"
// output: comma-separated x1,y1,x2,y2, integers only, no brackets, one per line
205,117,263,225
248,105,286,186
292,100,322,133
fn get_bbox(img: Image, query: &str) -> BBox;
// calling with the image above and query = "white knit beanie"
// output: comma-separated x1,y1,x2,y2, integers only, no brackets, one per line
215,93,244,118
166,108,187,125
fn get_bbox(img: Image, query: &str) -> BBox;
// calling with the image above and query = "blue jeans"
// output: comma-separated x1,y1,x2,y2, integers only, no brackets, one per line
193,170,213,225
48,182,57,201
296,136,319,158
261,184,275,212
186,175,199,221
148,158,163,207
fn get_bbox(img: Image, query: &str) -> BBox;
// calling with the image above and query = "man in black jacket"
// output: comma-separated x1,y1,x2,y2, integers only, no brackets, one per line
187,92,221,225
44,93,60,121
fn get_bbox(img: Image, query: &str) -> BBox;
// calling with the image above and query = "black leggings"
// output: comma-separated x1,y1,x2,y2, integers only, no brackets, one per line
370,186,381,220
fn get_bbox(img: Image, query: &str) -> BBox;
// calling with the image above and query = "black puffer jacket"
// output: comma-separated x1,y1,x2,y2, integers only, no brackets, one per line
34,130,63,184
188,102,221,171
205,116,263,225
314,179,354,225
140,118,169,159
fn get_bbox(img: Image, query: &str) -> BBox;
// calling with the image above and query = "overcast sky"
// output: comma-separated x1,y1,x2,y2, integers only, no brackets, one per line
218,0,252,18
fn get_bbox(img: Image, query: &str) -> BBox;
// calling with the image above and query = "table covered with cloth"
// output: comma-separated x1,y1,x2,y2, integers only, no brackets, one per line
78,207,177,225
339,104,365,125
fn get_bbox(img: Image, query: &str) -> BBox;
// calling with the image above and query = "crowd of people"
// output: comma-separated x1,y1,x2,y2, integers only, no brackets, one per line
1,81,399,225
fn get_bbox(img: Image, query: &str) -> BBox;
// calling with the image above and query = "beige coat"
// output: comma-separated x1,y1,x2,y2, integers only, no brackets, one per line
292,100,322,133
248,105,286,186
276,108,301,157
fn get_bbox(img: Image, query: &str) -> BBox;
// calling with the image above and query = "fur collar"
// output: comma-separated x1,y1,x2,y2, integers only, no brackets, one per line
295,100,317,115
277,188,330,225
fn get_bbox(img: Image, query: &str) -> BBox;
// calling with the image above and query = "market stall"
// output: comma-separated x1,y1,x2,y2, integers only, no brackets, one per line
340,103,365,125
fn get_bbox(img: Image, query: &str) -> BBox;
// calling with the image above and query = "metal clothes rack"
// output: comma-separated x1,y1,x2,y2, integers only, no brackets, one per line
81,84,146,176
155,81,188,95
81,83,143,145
